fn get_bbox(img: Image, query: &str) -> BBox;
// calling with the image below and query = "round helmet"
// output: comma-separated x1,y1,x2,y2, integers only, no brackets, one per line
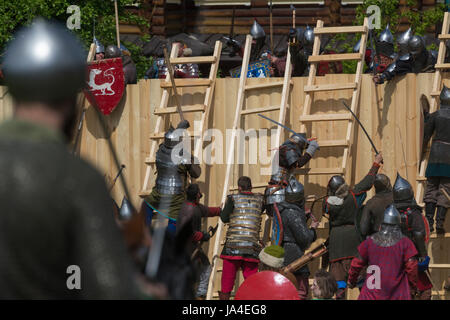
3,19,87,103
408,35,425,57
393,173,414,203
290,133,308,151
303,26,314,48
440,84,450,107
383,204,401,226
105,44,122,58
250,20,265,40
378,24,394,45
374,173,392,193
164,126,184,149
119,196,134,221
327,175,345,196
285,176,305,204
397,27,412,54
94,36,105,54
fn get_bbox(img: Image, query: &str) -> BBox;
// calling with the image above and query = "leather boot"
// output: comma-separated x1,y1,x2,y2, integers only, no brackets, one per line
425,202,436,233
218,291,230,300
436,206,448,234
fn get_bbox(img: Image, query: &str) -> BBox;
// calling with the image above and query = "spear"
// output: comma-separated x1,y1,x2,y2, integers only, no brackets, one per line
114,0,121,48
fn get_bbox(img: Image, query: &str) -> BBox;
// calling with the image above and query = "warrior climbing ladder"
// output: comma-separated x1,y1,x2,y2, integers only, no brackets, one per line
298,18,369,183
206,35,293,300
139,41,222,197
416,11,449,206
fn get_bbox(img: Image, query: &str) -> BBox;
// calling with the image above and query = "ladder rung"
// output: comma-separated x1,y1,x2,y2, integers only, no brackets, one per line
139,190,152,198
319,139,349,147
429,264,450,269
154,105,206,115
430,232,450,238
160,79,212,88
416,176,427,181
241,105,280,115
145,157,156,164
431,91,440,96
309,53,362,63
435,63,450,69
149,131,200,139
245,81,284,91
304,83,357,92
300,113,352,122
170,56,216,64
314,26,367,35
295,167,345,175
438,34,450,40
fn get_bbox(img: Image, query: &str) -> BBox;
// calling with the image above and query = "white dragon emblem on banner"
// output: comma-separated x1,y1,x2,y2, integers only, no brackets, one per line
88,67,116,95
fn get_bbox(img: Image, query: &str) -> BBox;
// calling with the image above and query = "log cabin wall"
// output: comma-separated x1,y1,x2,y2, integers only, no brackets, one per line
145,0,439,37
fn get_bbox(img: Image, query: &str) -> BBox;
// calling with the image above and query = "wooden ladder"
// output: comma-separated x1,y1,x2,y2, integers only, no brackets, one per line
298,18,369,183
206,35,293,300
416,11,449,206
139,41,222,197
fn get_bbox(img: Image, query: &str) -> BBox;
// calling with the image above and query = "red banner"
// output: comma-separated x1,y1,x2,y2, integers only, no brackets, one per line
85,58,124,115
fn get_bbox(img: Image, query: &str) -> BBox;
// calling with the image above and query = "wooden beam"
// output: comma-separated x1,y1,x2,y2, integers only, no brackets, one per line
245,81,286,91
154,105,206,115
318,140,349,147
170,56,216,64
160,79,212,88
438,34,450,40
304,83,357,92
294,167,345,175
299,113,352,122
314,26,367,34
308,53,362,63
240,105,280,115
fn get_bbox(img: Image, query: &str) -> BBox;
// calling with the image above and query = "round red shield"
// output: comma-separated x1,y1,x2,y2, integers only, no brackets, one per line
85,58,125,115
234,271,300,300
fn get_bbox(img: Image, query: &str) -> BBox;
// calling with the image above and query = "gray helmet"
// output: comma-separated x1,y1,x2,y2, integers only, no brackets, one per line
440,85,450,106
393,173,414,203
378,24,394,44
164,126,184,149
303,26,314,48
397,27,412,53
285,175,305,204
383,204,401,225
353,38,361,53
374,173,392,193
408,35,425,56
94,36,105,54
3,19,87,103
290,132,308,150
119,197,134,221
105,44,122,59
327,175,345,196
295,27,305,43
250,20,265,40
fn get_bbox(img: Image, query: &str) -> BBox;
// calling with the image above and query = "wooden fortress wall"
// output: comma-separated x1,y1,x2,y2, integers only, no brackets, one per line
0,73,449,299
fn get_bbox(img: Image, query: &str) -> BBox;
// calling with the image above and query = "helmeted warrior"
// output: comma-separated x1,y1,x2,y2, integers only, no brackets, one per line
277,175,318,299
0,19,139,298
372,24,397,74
144,120,201,230
218,176,265,300
360,173,394,238
249,20,266,62
397,27,413,56
105,44,137,85
322,153,383,299
393,173,432,300
348,205,419,300
94,36,105,60
265,133,319,245
289,27,309,77
174,184,221,299
374,35,437,85
423,85,450,234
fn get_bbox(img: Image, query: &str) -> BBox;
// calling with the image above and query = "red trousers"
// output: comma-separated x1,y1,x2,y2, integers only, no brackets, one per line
221,258,258,293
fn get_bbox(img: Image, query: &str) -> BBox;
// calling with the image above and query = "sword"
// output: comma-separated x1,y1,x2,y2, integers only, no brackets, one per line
257,113,298,136
341,101,380,156
163,45,185,122
108,164,126,192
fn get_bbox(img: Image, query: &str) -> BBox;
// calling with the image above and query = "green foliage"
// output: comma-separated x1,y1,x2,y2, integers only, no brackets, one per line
0,0,152,79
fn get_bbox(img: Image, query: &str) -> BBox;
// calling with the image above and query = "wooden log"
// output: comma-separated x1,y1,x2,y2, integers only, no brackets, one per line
151,15,165,25
189,7,331,18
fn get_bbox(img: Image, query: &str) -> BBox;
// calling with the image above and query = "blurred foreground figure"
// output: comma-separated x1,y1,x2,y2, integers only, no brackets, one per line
0,19,139,299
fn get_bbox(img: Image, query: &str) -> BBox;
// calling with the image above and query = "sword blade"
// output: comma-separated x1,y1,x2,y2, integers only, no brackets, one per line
257,113,297,135
341,101,379,155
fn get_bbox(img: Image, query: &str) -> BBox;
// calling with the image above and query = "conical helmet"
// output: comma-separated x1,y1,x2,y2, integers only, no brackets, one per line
383,204,401,225
378,24,394,44
397,27,412,47
94,36,105,54
119,197,134,221
250,20,265,40
303,25,314,47
439,85,450,106
353,38,361,53
393,173,414,203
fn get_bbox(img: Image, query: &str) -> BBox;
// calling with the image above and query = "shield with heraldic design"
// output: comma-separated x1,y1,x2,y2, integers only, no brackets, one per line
85,58,125,115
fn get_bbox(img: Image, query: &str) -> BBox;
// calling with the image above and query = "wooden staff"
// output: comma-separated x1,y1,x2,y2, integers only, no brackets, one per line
114,0,121,48
282,240,328,274
163,46,185,122
269,0,273,54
